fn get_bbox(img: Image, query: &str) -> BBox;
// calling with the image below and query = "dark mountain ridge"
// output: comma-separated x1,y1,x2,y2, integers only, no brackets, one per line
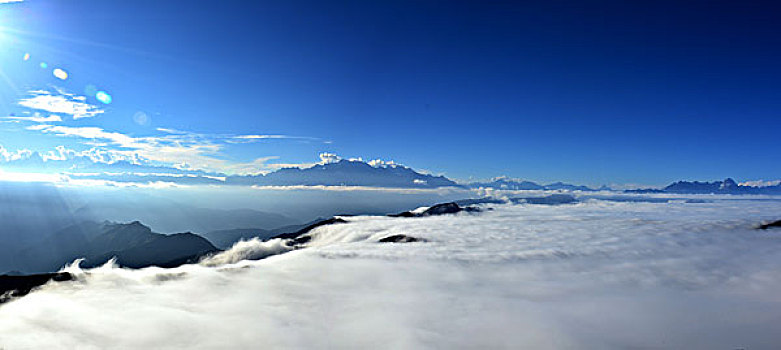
12,221,218,273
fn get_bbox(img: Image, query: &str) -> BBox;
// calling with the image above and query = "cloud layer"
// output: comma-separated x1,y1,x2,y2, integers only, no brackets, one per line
1,199,781,348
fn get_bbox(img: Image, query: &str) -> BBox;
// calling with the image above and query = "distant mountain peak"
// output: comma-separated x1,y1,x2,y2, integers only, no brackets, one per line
631,177,781,195
225,157,460,188
102,220,153,233
720,178,738,189
468,178,599,191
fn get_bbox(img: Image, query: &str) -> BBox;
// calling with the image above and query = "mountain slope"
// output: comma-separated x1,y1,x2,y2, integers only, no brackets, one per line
201,222,311,249
14,221,218,273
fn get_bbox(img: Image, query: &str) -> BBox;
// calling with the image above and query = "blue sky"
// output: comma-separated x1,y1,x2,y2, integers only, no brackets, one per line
0,0,780,187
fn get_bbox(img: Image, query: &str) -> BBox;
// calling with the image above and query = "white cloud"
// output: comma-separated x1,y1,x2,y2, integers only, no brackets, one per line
0,0,23,3
319,153,402,168
318,152,341,164
0,144,33,161
17,89,104,120
0,169,65,183
28,124,221,168
367,158,399,168
200,238,292,266
740,179,781,187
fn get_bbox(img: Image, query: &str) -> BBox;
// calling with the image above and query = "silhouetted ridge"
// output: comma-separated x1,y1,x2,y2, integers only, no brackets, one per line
0,272,73,303
14,221,218,272
758,220,781,230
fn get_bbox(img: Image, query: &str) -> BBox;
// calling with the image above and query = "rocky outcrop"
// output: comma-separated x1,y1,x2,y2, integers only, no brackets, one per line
389,202,480,218
0,272,73,303
378,235,425,243
758,220,781,230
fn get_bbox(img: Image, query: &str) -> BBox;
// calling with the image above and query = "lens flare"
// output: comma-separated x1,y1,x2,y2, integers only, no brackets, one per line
39,62,47,69
132,111,150,126
22,53,29,61
53,68,68,80
84,84,97,96
96,91,112,104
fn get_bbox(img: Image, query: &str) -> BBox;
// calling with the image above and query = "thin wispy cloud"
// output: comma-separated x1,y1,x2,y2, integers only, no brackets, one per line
21,124,323,175
227,134,320,144
17,89,104,120
155,127,190,135
1,113,63,123
29,125,137,147
28,124,227,171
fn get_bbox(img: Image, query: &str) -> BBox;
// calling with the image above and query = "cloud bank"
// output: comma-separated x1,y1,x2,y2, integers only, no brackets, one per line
1,199,781,348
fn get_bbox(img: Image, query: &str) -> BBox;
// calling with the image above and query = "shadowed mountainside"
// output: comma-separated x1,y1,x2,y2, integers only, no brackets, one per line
12,221,218,273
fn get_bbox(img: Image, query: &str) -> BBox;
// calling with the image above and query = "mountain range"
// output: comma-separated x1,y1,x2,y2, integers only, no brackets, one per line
467,177,606,191
227,159,460,188
627,178,781,195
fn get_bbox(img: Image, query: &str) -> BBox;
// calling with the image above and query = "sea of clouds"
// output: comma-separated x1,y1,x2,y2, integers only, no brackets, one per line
2,198,781,348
